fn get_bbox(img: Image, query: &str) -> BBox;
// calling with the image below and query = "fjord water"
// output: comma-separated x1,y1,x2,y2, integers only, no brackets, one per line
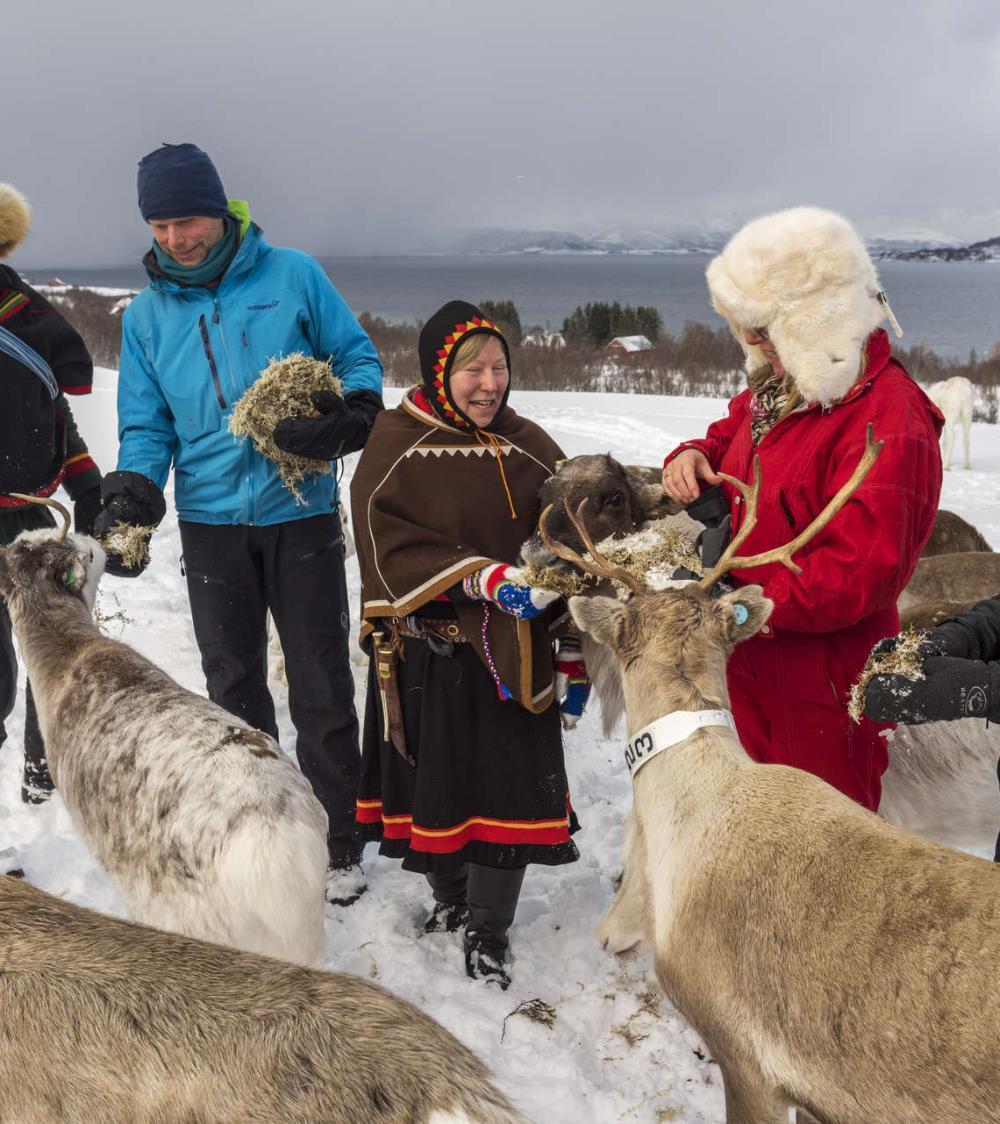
26,254,1000,360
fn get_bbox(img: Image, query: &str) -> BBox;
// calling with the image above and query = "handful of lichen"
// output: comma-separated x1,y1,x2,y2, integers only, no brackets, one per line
99,522,155,570
847,627,928,724
228,352,343,503
519,520,703,599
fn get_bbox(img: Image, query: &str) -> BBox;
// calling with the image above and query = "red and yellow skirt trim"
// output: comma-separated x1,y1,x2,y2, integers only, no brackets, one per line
356,798,571,854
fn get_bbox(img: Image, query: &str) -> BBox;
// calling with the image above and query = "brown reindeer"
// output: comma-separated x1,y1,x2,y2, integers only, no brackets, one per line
0,873,527,1124
921,508,992,556
898,550,1000,613
543,433,1000,1124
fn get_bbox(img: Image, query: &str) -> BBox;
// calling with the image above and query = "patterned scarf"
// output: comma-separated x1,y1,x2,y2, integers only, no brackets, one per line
748,374,793,445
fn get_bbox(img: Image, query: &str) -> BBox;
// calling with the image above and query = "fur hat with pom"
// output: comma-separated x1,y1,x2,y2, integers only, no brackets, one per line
706,206,902,406
0,184,31,259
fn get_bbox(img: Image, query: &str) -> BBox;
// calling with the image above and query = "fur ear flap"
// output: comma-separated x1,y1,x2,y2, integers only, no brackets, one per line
569,594,626,650
716,585,773,643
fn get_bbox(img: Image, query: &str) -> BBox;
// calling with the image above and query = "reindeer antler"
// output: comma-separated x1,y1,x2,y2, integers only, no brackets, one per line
539,499,648,596
8,493,72,542
698,424,883,590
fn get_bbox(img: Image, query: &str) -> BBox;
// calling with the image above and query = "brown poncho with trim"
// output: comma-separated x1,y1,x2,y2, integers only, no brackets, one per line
351,389,564,713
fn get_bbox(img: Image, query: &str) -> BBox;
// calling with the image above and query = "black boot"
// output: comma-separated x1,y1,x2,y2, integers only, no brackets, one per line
325,839,367,906
424,866,471,934
463,864,526,990
21,684,53,805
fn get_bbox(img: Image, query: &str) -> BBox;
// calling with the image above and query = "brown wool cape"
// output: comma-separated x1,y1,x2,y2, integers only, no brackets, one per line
350,390,565,712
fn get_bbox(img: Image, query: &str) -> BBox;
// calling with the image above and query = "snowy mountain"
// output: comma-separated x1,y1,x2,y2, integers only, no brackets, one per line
456,225,960,257
880,234,1000,262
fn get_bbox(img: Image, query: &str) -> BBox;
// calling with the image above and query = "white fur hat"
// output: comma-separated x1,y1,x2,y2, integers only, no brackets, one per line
0,184,31,259
706,206,899,405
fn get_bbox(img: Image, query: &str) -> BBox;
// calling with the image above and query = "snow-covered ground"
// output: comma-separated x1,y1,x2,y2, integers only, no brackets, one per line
2,375,998,1123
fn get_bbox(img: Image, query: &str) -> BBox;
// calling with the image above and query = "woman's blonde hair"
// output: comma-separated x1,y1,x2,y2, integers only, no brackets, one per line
450,332,503,372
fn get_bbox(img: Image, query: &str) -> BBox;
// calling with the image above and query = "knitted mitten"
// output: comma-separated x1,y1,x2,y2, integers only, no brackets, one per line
462,563,559,621
555,633,591,729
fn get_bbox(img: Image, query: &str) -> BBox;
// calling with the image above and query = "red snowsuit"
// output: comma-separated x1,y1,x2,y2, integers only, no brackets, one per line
664,330,943,810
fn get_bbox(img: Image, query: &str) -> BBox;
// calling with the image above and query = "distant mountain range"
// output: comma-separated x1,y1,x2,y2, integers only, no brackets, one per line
875,235,1000,262
454,227,999,261
454,227,730,256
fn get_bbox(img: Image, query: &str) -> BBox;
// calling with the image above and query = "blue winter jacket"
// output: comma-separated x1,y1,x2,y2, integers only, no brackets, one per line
116,222,383,525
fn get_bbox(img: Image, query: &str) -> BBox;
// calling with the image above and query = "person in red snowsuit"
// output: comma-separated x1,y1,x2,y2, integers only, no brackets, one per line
662,206,943,811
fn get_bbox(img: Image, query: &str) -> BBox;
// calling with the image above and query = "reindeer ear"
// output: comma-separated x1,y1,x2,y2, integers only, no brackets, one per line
569,595,626,649
62,557,87,594
716,585,773,643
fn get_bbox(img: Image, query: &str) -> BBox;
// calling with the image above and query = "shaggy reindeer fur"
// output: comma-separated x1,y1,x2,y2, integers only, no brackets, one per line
0,529,329,967
571,583,1000,1124
928,375,974,470
899,551,1000,613
0,874,526,1124
921,508,992,556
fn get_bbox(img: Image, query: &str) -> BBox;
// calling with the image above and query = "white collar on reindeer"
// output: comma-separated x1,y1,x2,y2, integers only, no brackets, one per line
625,709,736,779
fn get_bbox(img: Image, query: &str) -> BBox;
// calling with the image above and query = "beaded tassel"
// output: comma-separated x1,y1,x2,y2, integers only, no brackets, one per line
480,604,512,701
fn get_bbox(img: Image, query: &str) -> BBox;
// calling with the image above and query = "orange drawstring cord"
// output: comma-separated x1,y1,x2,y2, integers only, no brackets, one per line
475,429,518,520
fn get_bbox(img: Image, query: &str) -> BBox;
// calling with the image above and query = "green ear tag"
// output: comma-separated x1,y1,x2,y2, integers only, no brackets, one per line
732,603,749,625
64,570,81,591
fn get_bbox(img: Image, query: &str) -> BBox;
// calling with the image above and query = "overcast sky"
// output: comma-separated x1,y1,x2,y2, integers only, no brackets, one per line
5,0,1000,266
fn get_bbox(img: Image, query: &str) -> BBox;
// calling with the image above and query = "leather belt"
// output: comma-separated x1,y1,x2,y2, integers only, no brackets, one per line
397,617,471,645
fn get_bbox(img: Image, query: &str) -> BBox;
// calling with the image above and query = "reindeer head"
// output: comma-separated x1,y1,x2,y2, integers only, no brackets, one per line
0,497,106,617
521,454,677,567
570,584,773,725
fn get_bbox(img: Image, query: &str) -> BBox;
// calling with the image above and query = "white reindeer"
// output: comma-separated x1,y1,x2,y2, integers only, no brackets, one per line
928,375,974,469
547,434,1000,1123
0,873,527,1124
0,496,328,967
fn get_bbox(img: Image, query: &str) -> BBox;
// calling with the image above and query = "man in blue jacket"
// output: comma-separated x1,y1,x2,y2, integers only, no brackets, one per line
95,144,383,905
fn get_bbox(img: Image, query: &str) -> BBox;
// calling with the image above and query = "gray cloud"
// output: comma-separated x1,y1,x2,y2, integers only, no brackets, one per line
6,0,1000,266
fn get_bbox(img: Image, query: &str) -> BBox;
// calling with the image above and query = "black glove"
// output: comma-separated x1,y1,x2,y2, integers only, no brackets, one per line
93,471,166,579
272,389,383,460
686,484,732,571
863,656,996,724
72,484,104,537
869,620,974,663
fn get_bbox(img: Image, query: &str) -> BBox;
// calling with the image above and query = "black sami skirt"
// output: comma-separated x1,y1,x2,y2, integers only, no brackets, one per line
355,637,580,874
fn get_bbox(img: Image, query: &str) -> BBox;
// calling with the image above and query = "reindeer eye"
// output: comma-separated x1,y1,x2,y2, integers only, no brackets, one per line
606,491,624,508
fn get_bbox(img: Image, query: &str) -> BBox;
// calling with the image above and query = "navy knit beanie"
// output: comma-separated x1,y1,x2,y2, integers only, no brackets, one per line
137,143,229,222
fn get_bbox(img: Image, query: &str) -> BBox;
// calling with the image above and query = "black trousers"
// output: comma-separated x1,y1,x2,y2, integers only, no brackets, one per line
178,514,360,849
0,508,49,779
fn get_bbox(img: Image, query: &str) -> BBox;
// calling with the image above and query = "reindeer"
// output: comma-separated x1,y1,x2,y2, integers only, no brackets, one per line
928,375,974,470
0,872,527,1124
542,434,1000,1123
527,452,1000,849
920,508,992,556
0,496,329,967
898,550,1000,614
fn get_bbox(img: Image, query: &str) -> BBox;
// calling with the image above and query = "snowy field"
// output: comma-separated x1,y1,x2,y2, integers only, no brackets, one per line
2,375,998,1123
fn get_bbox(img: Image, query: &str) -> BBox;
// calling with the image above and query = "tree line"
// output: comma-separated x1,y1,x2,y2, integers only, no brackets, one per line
43,287,1000,419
